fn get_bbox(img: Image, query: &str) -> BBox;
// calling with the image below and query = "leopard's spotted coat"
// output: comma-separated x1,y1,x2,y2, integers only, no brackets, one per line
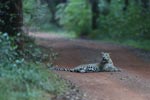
50,52,120,72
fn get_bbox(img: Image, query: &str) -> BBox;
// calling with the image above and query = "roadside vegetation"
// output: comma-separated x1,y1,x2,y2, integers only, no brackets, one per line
0,33,68,100
23,0,150,50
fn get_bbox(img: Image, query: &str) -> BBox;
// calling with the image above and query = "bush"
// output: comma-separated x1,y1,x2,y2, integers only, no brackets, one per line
0,33,68,100
92,1,150,40
0,32,17,65
23,0,51,31
0,62,67,100
56,0,92,36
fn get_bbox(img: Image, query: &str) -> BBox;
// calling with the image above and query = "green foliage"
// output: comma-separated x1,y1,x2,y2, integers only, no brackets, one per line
56,0,92,36
23,0,51,31
90,0,150,50
0,63,67,100
16,35,57,64
123,39,150,50
0,33,68,100
99,1,150,39
0,32,18,65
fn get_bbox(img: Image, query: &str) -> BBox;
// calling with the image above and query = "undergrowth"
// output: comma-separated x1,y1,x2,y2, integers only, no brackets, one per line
0,32,68,100
89,1,150,51
90,36,150,51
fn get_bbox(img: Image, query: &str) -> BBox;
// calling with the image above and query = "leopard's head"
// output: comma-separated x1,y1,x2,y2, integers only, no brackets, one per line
101,52,111,64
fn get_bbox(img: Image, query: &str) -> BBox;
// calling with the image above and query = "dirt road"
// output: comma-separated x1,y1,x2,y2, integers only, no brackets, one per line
30,32,150,100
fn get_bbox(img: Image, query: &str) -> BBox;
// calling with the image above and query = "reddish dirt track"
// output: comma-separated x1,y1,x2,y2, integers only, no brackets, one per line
30,32,150,100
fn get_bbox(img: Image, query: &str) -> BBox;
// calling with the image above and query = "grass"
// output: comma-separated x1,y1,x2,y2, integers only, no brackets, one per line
49,30,77,39
40,28,150,51
30,24,150,51
28,24,77,39
122,39,150,51
0,33,68,100
0,62,68,100
99,38,150,51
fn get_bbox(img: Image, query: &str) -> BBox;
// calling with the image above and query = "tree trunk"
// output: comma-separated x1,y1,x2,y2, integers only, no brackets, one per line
106,0,111,3
123,0,129,11
41,0,67,26
90,0,99,30
0,0,23,36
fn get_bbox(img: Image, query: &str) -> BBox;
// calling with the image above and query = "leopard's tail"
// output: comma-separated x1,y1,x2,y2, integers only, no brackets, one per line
49,66,73,72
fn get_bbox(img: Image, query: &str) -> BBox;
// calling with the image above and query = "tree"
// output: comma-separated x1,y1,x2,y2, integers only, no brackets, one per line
104,0,111,15
41,0,67,26
141,0,150,13
0,0,23,36
89,0,99,30
123,0,129,11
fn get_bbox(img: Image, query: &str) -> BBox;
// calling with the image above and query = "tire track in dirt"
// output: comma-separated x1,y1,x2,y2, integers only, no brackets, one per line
30,32,150,100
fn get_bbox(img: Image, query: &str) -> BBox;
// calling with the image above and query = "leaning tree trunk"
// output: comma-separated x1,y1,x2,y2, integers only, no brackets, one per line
0,0,23,36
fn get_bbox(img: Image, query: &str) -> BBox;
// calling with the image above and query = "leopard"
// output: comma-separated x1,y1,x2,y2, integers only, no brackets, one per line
50,52,120,73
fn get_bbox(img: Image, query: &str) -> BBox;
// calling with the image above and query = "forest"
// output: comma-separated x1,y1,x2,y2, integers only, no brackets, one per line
1,0,150,49
22,0,150,50
0,0,150,100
